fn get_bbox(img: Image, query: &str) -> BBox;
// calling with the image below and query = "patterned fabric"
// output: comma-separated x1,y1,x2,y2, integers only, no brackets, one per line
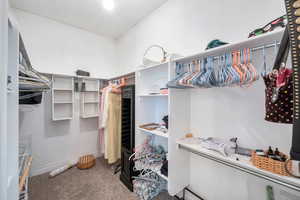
263,73,293,124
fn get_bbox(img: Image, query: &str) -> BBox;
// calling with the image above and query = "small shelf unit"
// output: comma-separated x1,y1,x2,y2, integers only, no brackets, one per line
80,79,100,118
52,75,74,121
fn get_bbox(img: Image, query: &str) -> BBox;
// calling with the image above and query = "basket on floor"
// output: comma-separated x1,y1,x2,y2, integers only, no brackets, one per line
77,155,96,170
251,152,291,176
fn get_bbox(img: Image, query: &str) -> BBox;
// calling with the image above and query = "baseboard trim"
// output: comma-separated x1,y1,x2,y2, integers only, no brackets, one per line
30,153,102,176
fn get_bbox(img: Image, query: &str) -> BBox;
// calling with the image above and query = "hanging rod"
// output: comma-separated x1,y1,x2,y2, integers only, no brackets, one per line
210,42,281,61
252,41,280,52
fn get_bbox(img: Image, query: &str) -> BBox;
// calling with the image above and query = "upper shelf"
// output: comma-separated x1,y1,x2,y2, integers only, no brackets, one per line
177,139,300,192
174,28,285,63
137,61,169,72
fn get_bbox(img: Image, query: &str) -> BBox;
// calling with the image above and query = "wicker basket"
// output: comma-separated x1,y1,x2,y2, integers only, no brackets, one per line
251,151,291,176
77,155,96,170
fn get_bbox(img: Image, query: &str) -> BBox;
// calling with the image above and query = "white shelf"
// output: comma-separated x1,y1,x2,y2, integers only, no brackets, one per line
177,139,300,192
138,94,168,97
54,101,73,104
138,61,169,72
53,88,73,91
174,28,284,63
84,101,99,104
138,127,168,138
83,90,99,92
53,117,72,121
81,114,99,118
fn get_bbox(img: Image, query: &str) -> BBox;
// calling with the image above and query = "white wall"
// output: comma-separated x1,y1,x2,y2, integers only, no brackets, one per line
19,91,101,176
116,0,298,199
13,9,118,79
13,9,115,176
116,0,286,75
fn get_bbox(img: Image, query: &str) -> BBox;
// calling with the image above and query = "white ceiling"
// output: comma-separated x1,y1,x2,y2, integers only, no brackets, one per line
10,0,168,38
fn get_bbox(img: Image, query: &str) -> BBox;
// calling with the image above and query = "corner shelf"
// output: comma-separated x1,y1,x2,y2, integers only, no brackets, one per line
138,127,169,138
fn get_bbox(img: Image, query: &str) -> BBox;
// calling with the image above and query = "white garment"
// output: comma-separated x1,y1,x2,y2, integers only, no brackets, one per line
101,87,110,128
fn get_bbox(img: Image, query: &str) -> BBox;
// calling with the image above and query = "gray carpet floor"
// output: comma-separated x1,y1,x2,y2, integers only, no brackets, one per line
29,158,175,200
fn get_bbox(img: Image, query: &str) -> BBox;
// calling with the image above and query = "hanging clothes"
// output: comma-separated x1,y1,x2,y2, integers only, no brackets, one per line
99,87,107,155
106,92,121,164
99,79,125,164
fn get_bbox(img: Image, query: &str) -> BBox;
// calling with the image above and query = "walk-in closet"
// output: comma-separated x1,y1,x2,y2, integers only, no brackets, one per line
2,0,300,200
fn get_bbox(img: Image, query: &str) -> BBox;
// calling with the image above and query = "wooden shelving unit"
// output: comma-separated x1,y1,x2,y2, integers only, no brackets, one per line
52,75,74,121
80,79,100,118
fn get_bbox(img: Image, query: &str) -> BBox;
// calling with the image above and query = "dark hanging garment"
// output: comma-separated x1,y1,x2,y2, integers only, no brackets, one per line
19,92,43,105
263,27,293,124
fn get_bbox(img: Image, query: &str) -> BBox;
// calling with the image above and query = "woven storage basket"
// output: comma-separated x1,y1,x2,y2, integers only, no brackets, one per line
251,151,291,176
77,155,96,170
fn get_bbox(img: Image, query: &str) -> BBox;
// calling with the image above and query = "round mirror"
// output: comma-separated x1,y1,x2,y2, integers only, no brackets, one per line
143,45,167,67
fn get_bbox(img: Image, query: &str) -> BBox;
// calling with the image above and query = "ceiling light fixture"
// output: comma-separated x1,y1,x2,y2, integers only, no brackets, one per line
102,0,115,11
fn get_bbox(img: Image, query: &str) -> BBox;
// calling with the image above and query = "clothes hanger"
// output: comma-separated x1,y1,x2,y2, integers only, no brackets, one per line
232,51,244,85
261,45,268,77
181,61,196,87
186,60,200,87
192,59,205,87
247,48,259,83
